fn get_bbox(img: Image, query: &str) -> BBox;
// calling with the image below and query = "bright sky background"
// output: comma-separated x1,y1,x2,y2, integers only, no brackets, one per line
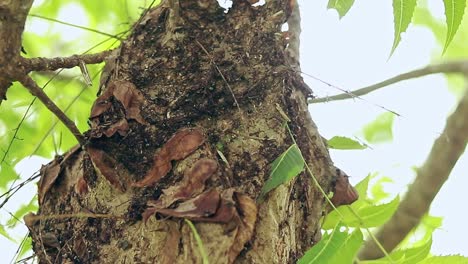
1,0,467,261
299,0,467,257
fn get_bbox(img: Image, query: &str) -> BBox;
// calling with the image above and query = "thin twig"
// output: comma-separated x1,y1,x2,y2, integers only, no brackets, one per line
310,60,468,103
2,34,124,164
27,212,122,222
23,50,113,73
302,71,400,116
31,73,97,156
28,14,124,40
0,171,40,209
19,76,85,145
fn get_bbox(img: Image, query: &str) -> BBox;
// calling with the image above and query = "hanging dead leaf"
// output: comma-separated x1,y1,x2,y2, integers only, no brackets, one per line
111,80,148,125
330,168,359,207
87,146,126,192
90,80,147,125
37,159,61,205
133,128,206,187
90,84,115,118
37,145,81,205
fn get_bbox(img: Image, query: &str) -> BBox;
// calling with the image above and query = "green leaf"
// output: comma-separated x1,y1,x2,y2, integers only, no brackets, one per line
370,176,393,203
16,236,33,259
327,0,356,19
323,195,399,229
362,238,432,264
442,0,466,54
185,219,209,264
7,198,38,227
0,164,20,190
399,214,442,248
327,136,367,150
420,255,468,264
362,112,395,144
354,175,371,199
259,144,304,200
400,238,432,264
298,224,363,264
0,224,15,242
390,0,417,56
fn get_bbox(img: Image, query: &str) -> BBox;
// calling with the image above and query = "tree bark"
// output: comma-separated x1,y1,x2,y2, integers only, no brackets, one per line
26,1,339,263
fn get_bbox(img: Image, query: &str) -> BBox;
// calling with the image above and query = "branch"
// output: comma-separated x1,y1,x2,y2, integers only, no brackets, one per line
22,50,113,73
28,14,124,40
358,79,468,260
19,75,85,145
286,0,300,71
310,60,468,103
0,0,34,104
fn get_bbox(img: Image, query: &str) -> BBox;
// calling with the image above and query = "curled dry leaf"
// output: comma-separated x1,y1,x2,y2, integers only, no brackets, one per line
228,193,257,263
155,158,218,208
38,159,61,205
165,128,205,160
89,86,113,119
133,128,206,187
38,145,81,205
102,119,129,138
89,80,147,138
111,80,148,125
87,146,126,192
330,168,359,207
143,189,221,222
90,80,147,124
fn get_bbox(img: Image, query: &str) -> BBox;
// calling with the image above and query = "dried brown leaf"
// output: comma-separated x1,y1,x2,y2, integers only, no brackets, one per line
102,118,129,137
156,158,218,208
166,129,205,160
89,80,146,139
133,128,206,187
132,153,172,187
228,193,257,262
330,169,359,207
87,146,126,192
90,84,115,118
111,80,148,125
37,159,61,205
37,145,81,205
75,176,89,195
145,189,220,220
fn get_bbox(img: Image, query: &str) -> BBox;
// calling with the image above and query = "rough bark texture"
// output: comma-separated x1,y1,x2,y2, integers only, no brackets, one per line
27,1,338,263
0,0,33,103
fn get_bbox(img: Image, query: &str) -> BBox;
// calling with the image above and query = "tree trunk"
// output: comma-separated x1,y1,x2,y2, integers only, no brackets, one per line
26,1,338,263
